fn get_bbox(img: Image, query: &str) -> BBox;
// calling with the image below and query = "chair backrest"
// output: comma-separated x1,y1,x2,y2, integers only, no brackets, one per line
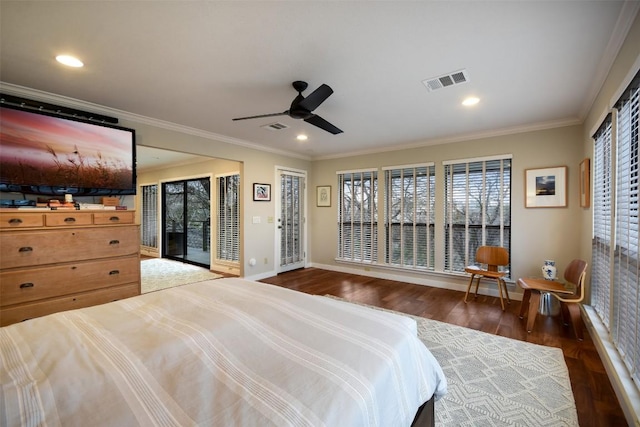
560,259,588,302
564,259,588,285
475,246,509,272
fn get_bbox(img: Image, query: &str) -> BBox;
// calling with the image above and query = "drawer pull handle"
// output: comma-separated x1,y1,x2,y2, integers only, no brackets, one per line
109,240,120,245
8,218,23,224
18,246,33,253
109,270,120,275
109,216,120,221
64,217,76,223
20,283,34,288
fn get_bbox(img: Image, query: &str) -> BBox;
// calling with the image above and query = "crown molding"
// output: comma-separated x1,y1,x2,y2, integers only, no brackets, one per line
578,1,640,121
313,117,582,161
0,82,312,161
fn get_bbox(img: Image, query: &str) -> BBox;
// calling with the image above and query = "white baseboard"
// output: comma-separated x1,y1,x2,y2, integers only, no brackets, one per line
244,269,278,281
309,262,523,301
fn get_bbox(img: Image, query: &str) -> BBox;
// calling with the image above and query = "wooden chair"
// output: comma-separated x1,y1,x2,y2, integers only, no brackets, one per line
518,259,588,340
464,246,510,310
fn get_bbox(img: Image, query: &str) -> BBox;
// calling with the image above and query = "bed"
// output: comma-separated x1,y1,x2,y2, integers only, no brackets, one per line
1,277,446,426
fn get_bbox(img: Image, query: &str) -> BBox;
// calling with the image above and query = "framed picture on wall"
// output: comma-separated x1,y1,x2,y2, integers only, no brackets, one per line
525,166,567,208
580,158,590,208
317,185,331,207
253,183,271,201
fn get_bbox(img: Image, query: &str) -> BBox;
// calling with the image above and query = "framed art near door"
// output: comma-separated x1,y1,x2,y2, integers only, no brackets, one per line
253,183,271,201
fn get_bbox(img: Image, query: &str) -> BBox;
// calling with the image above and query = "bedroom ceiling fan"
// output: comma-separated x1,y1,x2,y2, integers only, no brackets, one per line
232,81,343,134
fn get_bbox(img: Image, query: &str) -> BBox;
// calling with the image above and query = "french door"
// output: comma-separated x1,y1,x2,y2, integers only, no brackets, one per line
277,169,306,273
162,177,211,268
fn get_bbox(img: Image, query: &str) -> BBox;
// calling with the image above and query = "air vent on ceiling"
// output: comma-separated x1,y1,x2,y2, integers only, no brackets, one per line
422,69,470,92
261,122,289,131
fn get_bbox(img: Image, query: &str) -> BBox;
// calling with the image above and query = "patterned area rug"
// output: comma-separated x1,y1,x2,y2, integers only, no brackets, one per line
330,298,579,426
141,258,222,293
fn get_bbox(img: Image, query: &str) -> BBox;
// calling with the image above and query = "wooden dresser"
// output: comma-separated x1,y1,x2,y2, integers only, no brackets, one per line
0,209,140,326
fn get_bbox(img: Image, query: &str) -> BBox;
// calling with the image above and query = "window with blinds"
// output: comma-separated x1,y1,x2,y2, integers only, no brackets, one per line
614,79,639,386
141,184,158,249
444,156,511,274
383,164,435,270
592,70,639,388
591,116,612,329
216,174,240,263
337,170,378,263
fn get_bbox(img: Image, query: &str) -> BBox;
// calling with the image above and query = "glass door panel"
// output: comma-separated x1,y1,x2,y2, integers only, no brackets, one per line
162,177,211,268
278,170,306,273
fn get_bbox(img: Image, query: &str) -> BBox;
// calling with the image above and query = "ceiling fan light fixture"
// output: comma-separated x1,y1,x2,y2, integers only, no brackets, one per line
56,55,84,68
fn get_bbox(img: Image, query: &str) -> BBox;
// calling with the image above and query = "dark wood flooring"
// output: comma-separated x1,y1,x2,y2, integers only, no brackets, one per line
260,267,628,427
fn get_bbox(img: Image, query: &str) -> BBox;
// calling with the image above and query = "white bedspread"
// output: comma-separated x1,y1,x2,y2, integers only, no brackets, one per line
1,277,446,427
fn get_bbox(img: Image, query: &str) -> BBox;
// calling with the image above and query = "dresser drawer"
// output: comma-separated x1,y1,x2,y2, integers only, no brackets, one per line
93,211,135,225
0,225,140,269
0,212,44,229
0,255,140,306
0,283,140,326
45,212,93,227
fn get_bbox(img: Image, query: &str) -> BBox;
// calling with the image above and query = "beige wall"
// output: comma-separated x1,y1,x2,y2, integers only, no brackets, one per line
309,124,584,297
118,119,312,279
136,154,241,273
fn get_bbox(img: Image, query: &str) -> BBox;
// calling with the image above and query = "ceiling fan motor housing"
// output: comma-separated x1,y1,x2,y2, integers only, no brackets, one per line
292,80,308,92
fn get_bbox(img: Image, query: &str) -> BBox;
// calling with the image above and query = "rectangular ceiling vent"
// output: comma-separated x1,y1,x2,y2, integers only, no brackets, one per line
261,122,289,131
422,69,470,92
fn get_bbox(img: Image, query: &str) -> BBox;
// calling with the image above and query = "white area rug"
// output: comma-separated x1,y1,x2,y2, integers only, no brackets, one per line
141,258,223,293
332,298,579,426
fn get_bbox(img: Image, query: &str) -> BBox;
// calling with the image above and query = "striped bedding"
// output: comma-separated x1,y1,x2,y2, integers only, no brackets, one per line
0,277,447,427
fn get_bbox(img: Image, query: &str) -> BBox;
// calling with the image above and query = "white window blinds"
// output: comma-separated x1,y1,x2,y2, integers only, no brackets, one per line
337,170,378,263
444,156,511,274
592,116,613,329
613,75,639,385
216,174,240,262
592,70,639,387
383,164,435,269
141,184,158,248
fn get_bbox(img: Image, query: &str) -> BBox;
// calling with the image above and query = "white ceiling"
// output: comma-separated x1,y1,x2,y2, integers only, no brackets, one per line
1,1,638,162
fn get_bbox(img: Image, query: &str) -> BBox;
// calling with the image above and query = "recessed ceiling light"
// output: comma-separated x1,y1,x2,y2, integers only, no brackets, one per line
462,97,480,106
296,134,308,141
56,55,84,68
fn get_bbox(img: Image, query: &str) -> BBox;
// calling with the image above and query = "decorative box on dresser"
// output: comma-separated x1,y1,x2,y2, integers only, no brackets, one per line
0,209,141,326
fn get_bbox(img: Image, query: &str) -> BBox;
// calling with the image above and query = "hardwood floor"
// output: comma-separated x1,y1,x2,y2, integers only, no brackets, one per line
260,267,628,427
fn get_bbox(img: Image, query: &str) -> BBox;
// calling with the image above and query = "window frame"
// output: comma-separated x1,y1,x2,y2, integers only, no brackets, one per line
443,155,512,275
382,163,436,270
216,172,240,264
336,169,378,264
591,70,639,388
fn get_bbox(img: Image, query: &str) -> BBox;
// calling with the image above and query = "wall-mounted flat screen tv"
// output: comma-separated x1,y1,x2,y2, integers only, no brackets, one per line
0,104,136,196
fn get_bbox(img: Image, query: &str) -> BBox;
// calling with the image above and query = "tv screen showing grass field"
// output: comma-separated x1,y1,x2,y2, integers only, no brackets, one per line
0,106,135,195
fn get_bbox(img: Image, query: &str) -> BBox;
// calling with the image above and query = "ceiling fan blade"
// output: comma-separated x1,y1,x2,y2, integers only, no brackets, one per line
298,84,333,111
232,111,288,121
304,115,343,134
